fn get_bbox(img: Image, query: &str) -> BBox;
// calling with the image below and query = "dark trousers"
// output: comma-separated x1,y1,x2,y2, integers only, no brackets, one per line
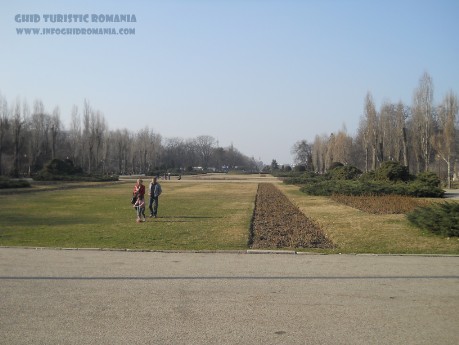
149,196,159,216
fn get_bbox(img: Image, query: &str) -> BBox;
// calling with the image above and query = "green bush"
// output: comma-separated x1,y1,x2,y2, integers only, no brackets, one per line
328,162,344,170
407,202,459,237
300,180,366,196
415,171,441,188
360,170,376,182
299,179,444,197
374,161,411,182
283,171,323,185
288,160,444,198
44,159,83,175
33,158,118,182
405,182,444,198
293,165,307,172
0,176,31,189
328,165,362,180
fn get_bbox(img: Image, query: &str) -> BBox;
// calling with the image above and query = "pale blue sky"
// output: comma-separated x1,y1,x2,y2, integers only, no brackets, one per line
1,0,458,164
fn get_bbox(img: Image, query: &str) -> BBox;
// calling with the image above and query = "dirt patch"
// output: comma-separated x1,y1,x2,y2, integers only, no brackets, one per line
250,183,334,249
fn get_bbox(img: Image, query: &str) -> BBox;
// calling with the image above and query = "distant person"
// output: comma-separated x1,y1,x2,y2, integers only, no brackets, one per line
148,177,162,218
132,178,145,204
133,195,146,222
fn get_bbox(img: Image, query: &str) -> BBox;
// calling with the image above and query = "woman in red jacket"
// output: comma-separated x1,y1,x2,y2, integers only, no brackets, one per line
132,178,145,200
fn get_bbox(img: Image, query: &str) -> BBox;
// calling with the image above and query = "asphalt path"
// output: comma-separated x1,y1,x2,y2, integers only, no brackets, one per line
1,248,458,345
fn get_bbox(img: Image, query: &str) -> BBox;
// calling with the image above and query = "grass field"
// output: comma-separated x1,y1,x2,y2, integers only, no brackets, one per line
1,175,458,254
278,184,459,254
0,179,258,250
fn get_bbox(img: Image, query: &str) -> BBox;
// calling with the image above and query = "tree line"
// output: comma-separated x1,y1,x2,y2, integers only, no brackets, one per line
0,97,262,177
291,72,458,188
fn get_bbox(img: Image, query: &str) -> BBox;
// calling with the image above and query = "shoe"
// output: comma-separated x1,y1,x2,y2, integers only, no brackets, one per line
149,214,153,218
136,218,141,223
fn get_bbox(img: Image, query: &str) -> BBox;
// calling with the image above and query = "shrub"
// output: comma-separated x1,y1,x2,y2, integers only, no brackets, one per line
415,171,441,188
300,180,366,196
328,165,362,180
299,179,444,198
44,158,83,175
328,162,344,170
283,171,323,185
0,176,31,189
407,202,459,237
294,165,307,172
405,182,444,198
289,160,444,198
33,159,118,182
374,161,410,182
360,170,375,182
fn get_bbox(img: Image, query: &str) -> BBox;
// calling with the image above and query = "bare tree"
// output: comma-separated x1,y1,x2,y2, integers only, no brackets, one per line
136,127,150,173
110,128,131,174
195,135,216,169
291,139,312,169
69,105,82,165
0,93,9,175
329,125,353,165
433,91,458,188
411,72,435,172
325,133,335,169
312,134,328,173
93,111,106,173
362,92,379,171
82,100,106,174
396,101,410,167
379,102,397,162
82,100,92,173
11,99,26,176
147,130,162,171
50,106,61,160
28,100,52,171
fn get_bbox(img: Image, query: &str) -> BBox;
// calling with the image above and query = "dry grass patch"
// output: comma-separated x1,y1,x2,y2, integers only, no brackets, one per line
278,184,459,254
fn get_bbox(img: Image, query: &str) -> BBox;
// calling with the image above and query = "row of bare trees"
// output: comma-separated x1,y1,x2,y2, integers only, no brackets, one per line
0,97,260,177
292,72,459,187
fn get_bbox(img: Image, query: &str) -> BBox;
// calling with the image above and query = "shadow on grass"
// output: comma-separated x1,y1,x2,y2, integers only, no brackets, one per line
153,215,223,223
0,214,101,226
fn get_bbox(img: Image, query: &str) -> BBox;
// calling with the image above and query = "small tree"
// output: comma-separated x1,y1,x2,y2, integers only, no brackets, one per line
433,91,457,188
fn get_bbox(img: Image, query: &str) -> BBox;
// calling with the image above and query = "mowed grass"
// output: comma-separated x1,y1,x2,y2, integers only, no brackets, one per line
1,178,459,254
278,184,459,254
0,181,257,250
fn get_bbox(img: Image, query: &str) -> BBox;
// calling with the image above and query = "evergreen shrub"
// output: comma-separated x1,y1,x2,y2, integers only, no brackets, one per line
407,202,459,237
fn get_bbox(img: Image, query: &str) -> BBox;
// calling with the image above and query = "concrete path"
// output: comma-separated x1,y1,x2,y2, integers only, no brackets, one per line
444,189,459,199
1,248,458,345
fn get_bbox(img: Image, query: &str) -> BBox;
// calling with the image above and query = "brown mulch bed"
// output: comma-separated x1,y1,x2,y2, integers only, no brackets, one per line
250,183,334,249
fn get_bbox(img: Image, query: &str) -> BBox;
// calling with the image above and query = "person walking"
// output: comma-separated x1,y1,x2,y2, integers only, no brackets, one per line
132,178,145,203
133,195,146,222
148,177,162,218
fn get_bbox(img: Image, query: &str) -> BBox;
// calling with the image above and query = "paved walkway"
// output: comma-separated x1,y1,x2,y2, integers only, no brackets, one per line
444,189,459,199
1,248,458,345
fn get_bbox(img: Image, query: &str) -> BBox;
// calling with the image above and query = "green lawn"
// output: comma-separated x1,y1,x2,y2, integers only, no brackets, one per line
1,178,459,254
0,181,257,250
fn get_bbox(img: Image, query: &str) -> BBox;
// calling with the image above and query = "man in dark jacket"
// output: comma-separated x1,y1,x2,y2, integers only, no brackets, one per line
148,177,162,218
